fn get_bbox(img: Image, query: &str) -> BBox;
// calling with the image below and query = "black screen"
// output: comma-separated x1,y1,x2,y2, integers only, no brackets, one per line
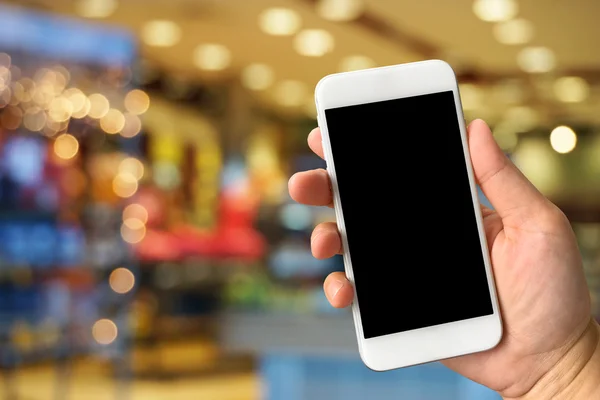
325,90,493,339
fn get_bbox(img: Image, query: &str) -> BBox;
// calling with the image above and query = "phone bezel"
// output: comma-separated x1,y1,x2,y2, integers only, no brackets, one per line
314,59,502,371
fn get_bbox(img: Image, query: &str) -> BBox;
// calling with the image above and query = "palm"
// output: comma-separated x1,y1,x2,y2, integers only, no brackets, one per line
444,206,591,396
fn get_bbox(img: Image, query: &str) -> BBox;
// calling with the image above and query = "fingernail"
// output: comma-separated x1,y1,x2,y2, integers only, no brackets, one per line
327,279,345,299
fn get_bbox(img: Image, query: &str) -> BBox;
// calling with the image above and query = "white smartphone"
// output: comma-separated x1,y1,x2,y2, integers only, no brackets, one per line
314,59,502,371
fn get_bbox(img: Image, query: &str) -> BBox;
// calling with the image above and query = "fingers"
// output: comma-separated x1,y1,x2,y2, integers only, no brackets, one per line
288,169,333,207
311,222,342,259
324,272,354,308
480,204,495,218
467,119,549,224
308,127,325,159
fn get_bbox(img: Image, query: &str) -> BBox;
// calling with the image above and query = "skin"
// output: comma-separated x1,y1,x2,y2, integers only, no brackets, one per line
288,119,599,399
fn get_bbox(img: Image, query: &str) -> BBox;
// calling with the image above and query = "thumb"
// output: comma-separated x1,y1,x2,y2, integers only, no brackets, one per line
468,119,549,223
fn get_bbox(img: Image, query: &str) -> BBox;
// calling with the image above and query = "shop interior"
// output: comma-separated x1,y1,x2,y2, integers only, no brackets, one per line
0,0,598,399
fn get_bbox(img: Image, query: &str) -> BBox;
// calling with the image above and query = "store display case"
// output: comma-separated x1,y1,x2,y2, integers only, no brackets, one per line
0,5,139,396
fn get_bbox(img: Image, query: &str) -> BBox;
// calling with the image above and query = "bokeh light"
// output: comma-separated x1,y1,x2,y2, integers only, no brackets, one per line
113,172,139,198
517,47,556,73
54,134,79,160
32,82,54,108
493,18,534,45
141,20,181,47
124,89,150,115
23,107,47,131
87,93,110,119
100,108,126,134
63,88,88,115
92,319,118,345
0,87,11,108
273,80,308,107
120,113,142,137
193,44,232,71
16,78,36,103
316,0,365,21
553,76,589,103
550,125,577,154
109,268,136,294
123,203,148,224
339,55,376,72
121,217,146,244
259,8,301,36
293,29,334,57
241,64,274,91
473,0,518,22
48,96,73,122
119,157,144,180
44,118,69,137
75,0,118,18
71,96,91,118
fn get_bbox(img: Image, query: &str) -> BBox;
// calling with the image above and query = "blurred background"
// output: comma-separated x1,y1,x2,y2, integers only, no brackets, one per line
0,0,598,399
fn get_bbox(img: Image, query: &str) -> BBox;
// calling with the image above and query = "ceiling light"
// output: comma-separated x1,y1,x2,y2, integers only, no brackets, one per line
294,29,334,57
473,0,518,22
274,80,308,107
550,125,577,154
75,0,118,18
259,8,302,36
141,20,181,47
517,47,555,73
493,18,534,45
316,0,365,22
553,76,589,103
193,44,231,71
241,63,274,91
339,55,375,72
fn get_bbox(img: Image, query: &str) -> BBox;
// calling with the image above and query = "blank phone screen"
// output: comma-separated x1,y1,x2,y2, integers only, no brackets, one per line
324,90,493,339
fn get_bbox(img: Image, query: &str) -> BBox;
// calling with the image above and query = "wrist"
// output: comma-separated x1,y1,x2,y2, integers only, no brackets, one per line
506,318,600,400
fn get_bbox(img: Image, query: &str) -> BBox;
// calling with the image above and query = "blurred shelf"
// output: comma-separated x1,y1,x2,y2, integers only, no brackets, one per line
218,311,357,356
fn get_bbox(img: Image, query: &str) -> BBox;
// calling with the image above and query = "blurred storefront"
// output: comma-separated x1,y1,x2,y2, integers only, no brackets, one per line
0,1,598,399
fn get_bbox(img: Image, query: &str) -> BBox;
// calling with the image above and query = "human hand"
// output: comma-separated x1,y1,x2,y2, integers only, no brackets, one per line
288,119,600,399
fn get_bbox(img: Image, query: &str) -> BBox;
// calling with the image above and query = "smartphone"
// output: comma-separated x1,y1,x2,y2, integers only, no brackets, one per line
314,60,502,371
